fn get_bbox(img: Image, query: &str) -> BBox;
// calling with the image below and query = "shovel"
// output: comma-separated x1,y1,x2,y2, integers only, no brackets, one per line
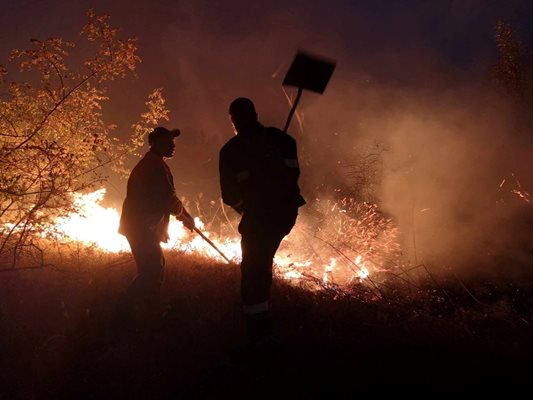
282,50,336,132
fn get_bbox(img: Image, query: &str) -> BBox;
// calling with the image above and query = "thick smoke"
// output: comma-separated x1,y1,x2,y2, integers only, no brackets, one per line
301,67,533,277
2,0,533,276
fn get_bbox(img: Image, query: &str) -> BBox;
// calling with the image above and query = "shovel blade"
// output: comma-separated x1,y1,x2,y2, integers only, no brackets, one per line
282,50,336,94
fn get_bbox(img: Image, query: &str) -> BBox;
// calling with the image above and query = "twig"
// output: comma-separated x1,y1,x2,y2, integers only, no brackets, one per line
337,239,421,291
0,264,45,273
5,71,97,156
206,204,221,230
422,264,456,309
451,273,487,306
220,199,238,236
394,263,426,276
104,255,134,269
411,201,418,264
383,268,422,290
299,272,349,296
308,231,385,299
295,226,333,282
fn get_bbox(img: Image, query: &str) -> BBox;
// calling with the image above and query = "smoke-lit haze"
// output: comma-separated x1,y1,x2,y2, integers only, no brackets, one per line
2,0,533,274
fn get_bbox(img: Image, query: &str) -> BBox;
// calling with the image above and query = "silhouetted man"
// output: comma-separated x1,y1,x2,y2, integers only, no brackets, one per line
219,98,306,344
118,126,195,316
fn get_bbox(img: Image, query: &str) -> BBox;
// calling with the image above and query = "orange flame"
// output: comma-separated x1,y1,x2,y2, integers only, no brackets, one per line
46,189,402,286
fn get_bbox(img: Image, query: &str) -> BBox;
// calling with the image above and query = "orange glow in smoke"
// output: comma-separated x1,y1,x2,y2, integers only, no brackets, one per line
47,189,402,285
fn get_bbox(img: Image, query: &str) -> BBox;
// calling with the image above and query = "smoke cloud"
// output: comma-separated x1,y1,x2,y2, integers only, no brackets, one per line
2,0,533,276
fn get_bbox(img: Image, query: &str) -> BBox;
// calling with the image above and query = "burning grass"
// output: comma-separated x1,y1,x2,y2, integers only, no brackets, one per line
2,190,533,396
2,188,404,293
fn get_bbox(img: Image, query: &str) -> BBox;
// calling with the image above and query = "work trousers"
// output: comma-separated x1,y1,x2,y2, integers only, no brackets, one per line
123,231,165,308
238,208,298,314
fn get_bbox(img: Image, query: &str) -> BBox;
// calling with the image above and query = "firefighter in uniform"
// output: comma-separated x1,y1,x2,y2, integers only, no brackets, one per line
118,126,195,314
219,98,306,343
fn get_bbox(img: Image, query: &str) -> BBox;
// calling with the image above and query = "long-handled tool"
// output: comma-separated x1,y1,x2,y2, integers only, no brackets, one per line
282,50,336,132
193,226,233,264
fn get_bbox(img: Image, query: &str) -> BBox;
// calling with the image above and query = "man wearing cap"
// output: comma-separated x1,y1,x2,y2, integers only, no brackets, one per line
118,126,195,314
219,98,306,345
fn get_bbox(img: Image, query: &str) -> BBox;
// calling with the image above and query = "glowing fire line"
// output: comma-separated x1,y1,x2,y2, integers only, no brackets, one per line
47,189,384,284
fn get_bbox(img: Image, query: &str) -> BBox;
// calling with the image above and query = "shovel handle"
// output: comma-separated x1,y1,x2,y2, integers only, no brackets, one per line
283,87,303,133
193,227,233,264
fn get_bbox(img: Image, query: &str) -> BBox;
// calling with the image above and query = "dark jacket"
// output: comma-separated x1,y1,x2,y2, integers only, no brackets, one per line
119,150,184,242
219,123,305,215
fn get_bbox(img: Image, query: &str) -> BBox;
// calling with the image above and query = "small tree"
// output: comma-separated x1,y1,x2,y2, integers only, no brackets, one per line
493,20,532,100
345,141,388,203
0,10,169,267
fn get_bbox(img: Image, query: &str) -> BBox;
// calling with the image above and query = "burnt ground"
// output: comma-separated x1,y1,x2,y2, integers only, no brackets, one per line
1,253,532,398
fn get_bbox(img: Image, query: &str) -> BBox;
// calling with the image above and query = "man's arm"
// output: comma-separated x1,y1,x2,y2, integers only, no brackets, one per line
219,146,244,214
158,161,195,230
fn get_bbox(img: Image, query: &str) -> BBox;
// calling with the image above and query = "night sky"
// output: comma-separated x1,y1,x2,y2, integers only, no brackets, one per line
3,0,532,125
2,1,532,136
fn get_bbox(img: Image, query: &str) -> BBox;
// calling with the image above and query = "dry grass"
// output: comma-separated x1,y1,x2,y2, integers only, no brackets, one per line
1,250,532,398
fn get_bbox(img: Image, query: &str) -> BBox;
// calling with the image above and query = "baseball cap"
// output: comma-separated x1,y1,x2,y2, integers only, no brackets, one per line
148,126,181,145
